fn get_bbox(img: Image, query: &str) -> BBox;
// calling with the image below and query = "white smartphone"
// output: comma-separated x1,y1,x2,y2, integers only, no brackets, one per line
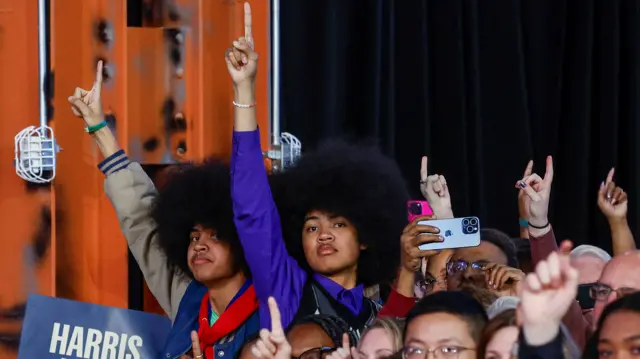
417,217,481,250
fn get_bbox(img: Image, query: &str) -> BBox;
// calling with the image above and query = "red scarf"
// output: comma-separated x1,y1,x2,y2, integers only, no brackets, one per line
197,285,259,358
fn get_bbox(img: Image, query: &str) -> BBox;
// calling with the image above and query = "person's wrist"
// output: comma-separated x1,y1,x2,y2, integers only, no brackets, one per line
608,216,628,228
522,321,560,346
84,114,104,127
527,216,549,228
234,81,255,94
433,208,454,219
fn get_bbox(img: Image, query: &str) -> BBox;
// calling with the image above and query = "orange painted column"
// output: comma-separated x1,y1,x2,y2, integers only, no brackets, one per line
51,0,128,308
0,1,55,357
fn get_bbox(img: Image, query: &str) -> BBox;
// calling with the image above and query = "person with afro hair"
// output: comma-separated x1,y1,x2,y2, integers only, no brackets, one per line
228,27,409,338
69,61,259,359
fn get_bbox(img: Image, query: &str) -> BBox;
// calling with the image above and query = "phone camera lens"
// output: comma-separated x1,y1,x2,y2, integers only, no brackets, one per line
462,219,470,226
466,226,474,233
470,218,478,226
409,203,422,215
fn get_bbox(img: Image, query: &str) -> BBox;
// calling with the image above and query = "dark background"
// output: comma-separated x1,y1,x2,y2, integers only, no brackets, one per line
277,0,640,252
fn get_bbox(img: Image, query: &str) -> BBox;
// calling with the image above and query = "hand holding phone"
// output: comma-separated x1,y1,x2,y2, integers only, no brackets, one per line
417,217,481,251
400,216,444,272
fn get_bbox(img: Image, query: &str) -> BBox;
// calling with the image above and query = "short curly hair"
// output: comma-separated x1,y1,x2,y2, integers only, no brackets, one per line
480,228,519,268
150,159,248,279
269,139,409,287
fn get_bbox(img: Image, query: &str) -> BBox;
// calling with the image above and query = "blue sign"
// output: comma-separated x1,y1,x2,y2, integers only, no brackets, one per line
18,294,171,359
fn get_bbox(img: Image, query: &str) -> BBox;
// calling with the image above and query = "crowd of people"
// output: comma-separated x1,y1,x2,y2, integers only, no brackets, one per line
66,3,639,359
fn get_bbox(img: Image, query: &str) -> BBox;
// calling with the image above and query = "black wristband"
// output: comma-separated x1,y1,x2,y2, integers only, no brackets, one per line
528,221,550,229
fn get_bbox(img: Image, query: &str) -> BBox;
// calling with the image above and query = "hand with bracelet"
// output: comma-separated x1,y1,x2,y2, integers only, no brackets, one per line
68,60,106,132
515,156,554,236
225,2,258,113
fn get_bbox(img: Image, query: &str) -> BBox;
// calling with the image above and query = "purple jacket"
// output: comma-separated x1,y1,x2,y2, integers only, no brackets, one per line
231,129,364,330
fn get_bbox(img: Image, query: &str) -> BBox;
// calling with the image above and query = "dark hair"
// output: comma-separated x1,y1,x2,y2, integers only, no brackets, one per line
150,159,248,278
513,237,532,272
480,228,519,268
477,309,517,359
269,140,409,287
584,292,640,359
405,291,488,342
291,314,358,347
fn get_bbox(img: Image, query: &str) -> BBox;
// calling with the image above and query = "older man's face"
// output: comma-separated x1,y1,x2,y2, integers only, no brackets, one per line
592,253,640,326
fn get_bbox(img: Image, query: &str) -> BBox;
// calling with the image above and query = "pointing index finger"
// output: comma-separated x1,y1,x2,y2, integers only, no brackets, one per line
544,156,554,181
420,156,428,180
190,331,202,357
244,2,253,42
267,297,283,334
523,160,533,178
94,60,104,93
605,167,615,184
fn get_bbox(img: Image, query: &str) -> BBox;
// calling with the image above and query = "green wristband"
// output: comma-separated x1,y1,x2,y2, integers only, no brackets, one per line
85,120,108,133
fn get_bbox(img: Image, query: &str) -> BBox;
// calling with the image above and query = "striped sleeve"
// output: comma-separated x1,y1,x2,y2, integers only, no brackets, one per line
97,149,131,176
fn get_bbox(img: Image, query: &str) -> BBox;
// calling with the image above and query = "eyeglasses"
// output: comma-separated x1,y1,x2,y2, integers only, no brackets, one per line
292,347,337,359
589,283,637,302
445,260,485,276
403,345,475,359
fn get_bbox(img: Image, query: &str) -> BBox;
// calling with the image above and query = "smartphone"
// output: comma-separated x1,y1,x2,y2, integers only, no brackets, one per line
576,283,595,310
407,200,433,222
417,217,481,250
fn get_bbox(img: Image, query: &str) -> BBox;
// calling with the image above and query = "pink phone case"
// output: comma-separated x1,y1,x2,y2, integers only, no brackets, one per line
407,200,433,222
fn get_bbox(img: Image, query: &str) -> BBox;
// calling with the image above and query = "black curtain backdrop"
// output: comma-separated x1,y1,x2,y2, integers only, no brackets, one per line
278,0,640,252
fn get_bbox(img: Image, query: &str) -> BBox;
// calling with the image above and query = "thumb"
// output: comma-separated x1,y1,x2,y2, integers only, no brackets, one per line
68,96,91,117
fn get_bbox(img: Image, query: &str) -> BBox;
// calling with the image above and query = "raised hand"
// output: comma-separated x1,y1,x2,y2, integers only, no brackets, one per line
518,242,578,345
597,168,628,222
516,156,553,228
251,297,291,359
225,2,258,87
420,157,452,218
326,334,356,359
68,60,104,126
400,216,443,272
517,160,534,220
483,263,525,292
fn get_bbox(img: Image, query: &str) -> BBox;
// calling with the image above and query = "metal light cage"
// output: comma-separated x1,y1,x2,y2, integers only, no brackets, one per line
14,0,60,183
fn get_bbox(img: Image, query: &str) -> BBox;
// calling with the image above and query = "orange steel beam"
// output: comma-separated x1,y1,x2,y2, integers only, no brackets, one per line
51,0,128,308
126,27,168,163
172,0,270,161
0,1,55,357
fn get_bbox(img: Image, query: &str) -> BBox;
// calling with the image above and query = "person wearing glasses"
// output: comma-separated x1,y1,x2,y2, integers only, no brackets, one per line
402,291,487,359
590,250,640,327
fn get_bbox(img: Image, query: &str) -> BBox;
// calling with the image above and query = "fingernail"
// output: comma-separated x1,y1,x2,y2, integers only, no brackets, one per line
233,41,240,46
242,56,248,63
600,182,604,188
519,181,526,189
488,280,492,285
438,236,444,241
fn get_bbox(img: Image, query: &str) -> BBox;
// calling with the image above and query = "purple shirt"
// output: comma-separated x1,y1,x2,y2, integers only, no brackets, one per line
230,129,364,330
313,274,364,315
